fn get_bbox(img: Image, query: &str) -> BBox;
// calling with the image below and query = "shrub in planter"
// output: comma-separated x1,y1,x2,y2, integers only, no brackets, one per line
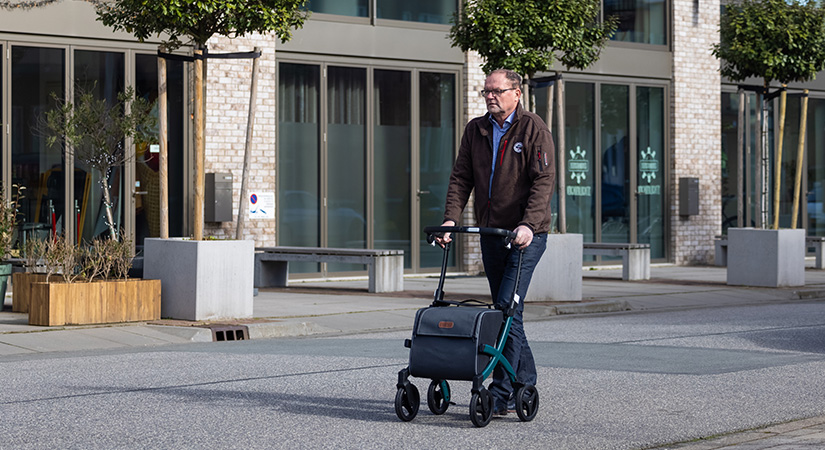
22,236,161,326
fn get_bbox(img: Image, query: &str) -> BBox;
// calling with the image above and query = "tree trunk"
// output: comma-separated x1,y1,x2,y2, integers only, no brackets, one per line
236,48,261,240
555,73,566,233
193,47,205,241
758,91,767,228
158,51,169,239
101,172,118,241
772,86,787,230
737,89,745,228
791,90,809,229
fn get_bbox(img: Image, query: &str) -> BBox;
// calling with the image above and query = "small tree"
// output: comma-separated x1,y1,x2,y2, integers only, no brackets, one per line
96,0,309,240
44,87,156,241
712,0,825,229
450,0,617,232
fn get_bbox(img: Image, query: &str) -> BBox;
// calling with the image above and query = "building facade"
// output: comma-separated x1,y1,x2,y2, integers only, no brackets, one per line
1,1,822,278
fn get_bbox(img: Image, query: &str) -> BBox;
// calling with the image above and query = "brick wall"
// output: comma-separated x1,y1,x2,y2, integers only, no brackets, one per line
671,0,722,264
460,51,487,274
202,34,277,247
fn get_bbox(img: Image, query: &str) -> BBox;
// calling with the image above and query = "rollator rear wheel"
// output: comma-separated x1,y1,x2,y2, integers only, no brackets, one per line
515,385,539,422
395,385,420,422
427,380,450,415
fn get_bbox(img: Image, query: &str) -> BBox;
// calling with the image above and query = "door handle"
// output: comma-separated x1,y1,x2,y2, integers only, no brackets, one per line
416,190,431,197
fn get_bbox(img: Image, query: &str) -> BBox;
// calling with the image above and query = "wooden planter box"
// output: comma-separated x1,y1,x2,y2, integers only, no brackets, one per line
28,278,161,326
12,273,47,313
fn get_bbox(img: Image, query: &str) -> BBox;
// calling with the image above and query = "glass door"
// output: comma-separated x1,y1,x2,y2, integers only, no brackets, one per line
73,49,125,243
373,69,412,268
636,86,665,258
327,66,367,272
418,71,455,269
133,53,186,252
11,45,66,244
600,84,630,245
278,63,321,273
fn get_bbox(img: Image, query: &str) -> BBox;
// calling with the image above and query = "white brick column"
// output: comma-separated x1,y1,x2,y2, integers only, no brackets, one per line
202,33,277,247
671,0,722,264
460,51,487,274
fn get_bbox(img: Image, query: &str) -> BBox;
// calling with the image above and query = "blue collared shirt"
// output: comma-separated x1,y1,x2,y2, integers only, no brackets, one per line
489,110,516,196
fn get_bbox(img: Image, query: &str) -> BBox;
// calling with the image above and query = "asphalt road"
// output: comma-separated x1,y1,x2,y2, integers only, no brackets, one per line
2,302,825,450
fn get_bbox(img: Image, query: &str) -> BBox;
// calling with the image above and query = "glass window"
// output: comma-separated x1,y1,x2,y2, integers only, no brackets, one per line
601,84,630,245
278,63,321,272
604,0,667,46
306,0,368,17
73,50,125,243
327,66,367,271
377,0,457,24
563,82,596,246
419,72,456,269
374,69,411,268
12,46,66,243
721,92,739,233
636,86,665,258
807,98,825,236
134,53,185,250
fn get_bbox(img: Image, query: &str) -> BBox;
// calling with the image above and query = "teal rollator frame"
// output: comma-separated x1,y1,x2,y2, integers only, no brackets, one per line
395,226,540,427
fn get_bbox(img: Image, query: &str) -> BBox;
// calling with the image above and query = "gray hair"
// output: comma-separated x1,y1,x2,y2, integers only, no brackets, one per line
489,69,522,89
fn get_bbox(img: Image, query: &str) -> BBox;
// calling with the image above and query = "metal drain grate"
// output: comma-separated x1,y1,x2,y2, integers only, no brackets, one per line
211,325,249,342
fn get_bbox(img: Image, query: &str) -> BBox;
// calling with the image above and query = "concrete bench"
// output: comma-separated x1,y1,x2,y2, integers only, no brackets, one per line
807,236,825,269
254,247,404,293
583,243,650,281
716,235,825,268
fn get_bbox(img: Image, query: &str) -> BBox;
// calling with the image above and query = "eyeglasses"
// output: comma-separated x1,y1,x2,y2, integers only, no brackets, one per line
479,88,517,97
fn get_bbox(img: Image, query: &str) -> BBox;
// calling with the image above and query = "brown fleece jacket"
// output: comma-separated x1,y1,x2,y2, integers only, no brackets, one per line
443,103,556,233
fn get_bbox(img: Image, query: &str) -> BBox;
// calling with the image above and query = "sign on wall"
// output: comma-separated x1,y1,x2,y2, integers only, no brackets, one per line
248,192,275,219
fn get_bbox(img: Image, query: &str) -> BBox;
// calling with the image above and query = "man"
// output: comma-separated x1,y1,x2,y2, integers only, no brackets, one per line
435,68,555,416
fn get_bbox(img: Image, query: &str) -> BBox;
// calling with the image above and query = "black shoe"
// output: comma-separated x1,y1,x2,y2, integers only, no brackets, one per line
492,409,508,417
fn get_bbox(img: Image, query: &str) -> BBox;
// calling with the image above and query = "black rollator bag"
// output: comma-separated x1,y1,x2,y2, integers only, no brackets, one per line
408,306,503,381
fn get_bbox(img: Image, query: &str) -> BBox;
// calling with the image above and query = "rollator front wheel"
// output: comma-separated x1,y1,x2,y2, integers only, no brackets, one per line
469,389,493,427
395,384,420,422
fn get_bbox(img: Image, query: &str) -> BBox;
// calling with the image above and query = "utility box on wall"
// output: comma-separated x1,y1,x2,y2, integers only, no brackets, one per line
679,177,699,216
205,172,233,222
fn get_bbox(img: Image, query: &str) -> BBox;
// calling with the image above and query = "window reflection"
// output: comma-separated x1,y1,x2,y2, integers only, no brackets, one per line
11,46,66,245
74,50,125,243
306,0,368,17
377,0,457,24
374,69,412,268
604,0,667,46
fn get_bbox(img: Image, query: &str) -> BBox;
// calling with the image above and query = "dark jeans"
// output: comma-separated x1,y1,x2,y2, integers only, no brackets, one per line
480,232,546,411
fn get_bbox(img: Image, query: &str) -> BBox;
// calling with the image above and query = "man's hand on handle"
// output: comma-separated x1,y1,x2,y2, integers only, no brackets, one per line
433,220,456,248
513,225,533,249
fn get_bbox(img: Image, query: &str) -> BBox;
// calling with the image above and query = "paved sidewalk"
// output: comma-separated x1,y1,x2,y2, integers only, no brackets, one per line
650,415,825,449
3,263,825,354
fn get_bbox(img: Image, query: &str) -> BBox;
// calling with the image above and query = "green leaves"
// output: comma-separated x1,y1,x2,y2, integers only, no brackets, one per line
95,0,309,49
449,0,618,77
712,0,825,84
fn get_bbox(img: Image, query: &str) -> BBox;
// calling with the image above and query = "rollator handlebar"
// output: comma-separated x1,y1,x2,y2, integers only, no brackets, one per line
423,226,517,247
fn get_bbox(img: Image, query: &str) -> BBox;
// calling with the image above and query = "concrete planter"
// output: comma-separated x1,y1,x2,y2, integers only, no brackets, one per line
726,228,805,287
143,238,254,321
526,233,583,302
